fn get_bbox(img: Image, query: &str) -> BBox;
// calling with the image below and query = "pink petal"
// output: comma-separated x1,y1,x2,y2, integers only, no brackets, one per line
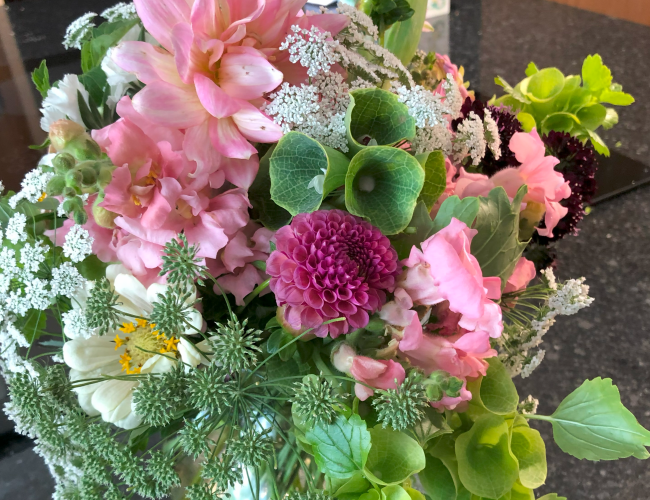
220,0,265,42
132,80,206,129
115,97,184,150
483,277,502,300
194,73,241,118
399,311,423,352
220,155,260,189
231,104,283,143
504,257,536,294
184,212,229,259
297,13,350,37
222,231,255,272
218,52,283,100
190,0,224,39
100,165,140,218
134,0,192,52
140,178,183,229
183,122,222,177
216,264,264,306
208,116,257,160
112,41,184,86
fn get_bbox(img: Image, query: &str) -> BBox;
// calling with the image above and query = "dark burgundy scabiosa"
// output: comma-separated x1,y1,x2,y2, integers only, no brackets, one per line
267,210,400,339
451,97,523,176
534,131,598,243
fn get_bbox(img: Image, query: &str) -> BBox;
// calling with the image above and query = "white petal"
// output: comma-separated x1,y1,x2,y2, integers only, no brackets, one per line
114,273,153,315
146,283,169,305
106,264,132,283
184,309,204,335
101,391,138,427
141,353,177,373
63,336,120,372
178,337,203,368
113,401,143,429
91,378,138,415
77,391,101,417
69,363,121,394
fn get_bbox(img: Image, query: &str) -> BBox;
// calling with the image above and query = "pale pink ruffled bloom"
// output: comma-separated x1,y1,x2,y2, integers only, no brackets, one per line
454,129,571,238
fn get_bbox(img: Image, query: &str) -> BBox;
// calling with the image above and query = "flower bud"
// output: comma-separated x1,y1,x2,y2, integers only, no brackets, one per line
49,119,101,160
78,166,98,187
65,169,83,189
92,194,117,229
62,196,84,215
46,176,66,197
331,343,357,374
62,187,77,199
73,209,88,225
52,152,75,173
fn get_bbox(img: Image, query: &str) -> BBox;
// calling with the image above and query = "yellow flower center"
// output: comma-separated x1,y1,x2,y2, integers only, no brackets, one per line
114,319,179,374
38,192,47,202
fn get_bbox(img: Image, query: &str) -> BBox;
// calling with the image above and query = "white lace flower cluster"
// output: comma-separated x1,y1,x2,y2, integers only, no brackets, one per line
63,12,97,50
265,73,351,152
63,225,94,263
453,108,502,166
9,166,54,208
280,25,339,78
101,2,138,22
498,268,594,378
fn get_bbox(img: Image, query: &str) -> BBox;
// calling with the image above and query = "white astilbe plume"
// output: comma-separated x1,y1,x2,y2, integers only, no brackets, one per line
63,12,97,50
280,25,339,78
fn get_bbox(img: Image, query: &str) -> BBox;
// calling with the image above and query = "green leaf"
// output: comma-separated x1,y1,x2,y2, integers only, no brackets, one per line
510,416,547,489
389,201,435,260
345,146,424,235
509,481,534,500
249,146,292,230
31,60,50,99
305,414,372,479
345,88,415,156
329,472,371,499
431,195,479,235
416,150,447,211
81,19,139,72
468,358,519,417
18,309,47,344
524,62,539,77
384,0,428,66
78,66,109,106
521,68,565,103
470,186,529,287
576,104,607,131
407,406,453,447
364,426,426,485
269,131,350,216
365,0,415,32
582,54,612,94
76,254,109,281
602,108,619,130
455,414,520,499
538,377,650,461
586,129,610,156
419,455,456,500
515,112,536,132
540,112,580,135
599,89,634,106
381,485,412,500
537,495,567,500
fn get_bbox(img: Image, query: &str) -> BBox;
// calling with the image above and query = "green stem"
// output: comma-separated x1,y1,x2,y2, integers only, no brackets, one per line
522,414,553,422
236,279,271,314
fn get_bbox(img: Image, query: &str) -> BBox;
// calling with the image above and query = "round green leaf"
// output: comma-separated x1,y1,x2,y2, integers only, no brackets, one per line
364,426,426,485
418,455,456,500
522,68,565,103
509,481,535,500
346,88,416,156
270,131,351,216
479,357,519,415
455,414,520,499
540,112,580,135
345,147,424,235
576,103,607,131
381,485,412,500
515,112,536,132
541,377,650,461
305,414,372,479
510,417,547,489
416,151,447,211
249,146,292,230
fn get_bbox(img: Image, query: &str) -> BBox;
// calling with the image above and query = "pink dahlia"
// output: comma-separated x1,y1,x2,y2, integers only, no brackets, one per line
267,210,399,338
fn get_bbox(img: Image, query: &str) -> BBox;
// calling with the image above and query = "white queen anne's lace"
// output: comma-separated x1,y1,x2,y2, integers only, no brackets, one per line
101,2,138,22
50,262,85,298
6,213,28,245
280,25,339,78
63,12,97,50
63,225,94,263
9,167,54,208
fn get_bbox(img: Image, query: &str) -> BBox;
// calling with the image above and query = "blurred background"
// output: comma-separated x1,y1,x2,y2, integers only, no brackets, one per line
0,0,649,498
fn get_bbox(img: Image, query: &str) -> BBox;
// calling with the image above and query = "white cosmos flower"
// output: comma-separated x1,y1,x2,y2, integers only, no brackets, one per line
62,265,204,429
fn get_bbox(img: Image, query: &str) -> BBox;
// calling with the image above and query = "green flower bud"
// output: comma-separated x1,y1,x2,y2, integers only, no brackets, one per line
46,175,66,197
73,209,88,225
78,166,98,187
62,196,84,215
98,165,115,188
62,187,77,199
92,194,117,229
52,153,76,173
49,119,101,160
65,169,83,189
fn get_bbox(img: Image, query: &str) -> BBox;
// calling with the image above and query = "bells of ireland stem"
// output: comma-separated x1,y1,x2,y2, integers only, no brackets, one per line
384,0,428,66
519,200,547,240
48,119,101,160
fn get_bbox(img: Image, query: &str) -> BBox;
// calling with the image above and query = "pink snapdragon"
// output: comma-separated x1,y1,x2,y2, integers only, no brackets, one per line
434,53,472,101
454,129,571,237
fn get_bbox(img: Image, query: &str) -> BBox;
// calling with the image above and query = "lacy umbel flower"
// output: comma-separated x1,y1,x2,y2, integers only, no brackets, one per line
62,266,203,429
267,210,399,338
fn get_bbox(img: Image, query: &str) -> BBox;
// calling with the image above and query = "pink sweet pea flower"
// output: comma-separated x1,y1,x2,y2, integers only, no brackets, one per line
350,356,405,401
454,129,571,238
504,257,536,294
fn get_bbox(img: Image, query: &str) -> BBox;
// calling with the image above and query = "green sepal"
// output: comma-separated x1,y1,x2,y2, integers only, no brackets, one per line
345,146,424,235
345,88,415,156
269,131,350,216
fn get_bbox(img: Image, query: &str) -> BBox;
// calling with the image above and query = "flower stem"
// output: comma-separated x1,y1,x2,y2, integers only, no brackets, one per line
236,279,271,314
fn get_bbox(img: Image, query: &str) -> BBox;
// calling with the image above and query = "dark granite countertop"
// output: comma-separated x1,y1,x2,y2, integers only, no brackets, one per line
1,1,649,499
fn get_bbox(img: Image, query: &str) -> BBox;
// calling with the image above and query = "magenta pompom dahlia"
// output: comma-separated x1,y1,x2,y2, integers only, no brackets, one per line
267,210,400,338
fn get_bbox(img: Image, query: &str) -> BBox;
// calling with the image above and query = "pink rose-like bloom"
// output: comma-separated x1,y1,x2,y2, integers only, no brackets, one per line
267,210,400,338
454,129,571,238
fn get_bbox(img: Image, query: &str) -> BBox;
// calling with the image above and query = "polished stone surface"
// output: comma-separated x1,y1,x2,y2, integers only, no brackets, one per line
1,1,649,498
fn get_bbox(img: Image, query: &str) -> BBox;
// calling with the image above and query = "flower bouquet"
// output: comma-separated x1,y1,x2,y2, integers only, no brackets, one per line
1,1,647,499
